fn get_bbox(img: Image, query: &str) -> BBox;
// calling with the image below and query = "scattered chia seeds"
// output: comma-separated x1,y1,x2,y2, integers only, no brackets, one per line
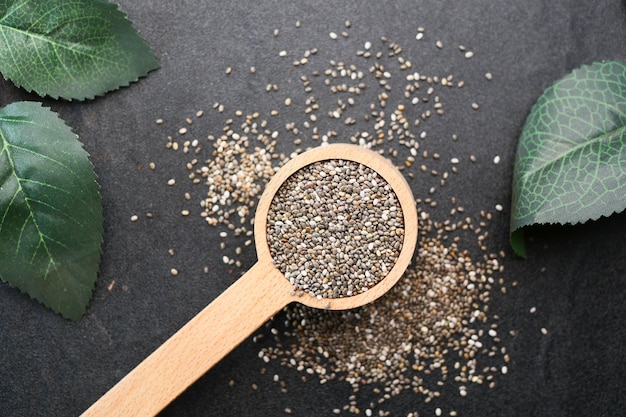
260,207,510,416
148,18,515,417
267,159,404,299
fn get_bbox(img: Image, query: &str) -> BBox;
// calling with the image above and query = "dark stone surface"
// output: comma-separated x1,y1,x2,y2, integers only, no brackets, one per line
1,1,625,416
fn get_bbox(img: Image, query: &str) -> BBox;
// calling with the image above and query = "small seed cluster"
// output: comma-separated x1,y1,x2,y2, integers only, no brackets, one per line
149,18,513,417
199,127,278,229
267,159,404,299
158,111,289,269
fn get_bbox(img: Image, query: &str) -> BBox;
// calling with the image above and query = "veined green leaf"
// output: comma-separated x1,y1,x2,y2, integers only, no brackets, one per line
511,61,626,257
0,101,102,320
0,0,159,100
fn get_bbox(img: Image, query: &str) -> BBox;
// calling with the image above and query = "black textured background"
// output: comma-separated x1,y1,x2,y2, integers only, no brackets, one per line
1,1,626,416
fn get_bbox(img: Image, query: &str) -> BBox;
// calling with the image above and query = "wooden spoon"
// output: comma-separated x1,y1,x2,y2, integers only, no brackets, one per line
81,143,418,417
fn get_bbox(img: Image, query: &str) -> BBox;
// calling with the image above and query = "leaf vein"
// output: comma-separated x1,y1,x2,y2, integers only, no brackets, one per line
0,188,19,235
0,27,30,85
25,195,89,230
1,23,121,67
521,124,626,183
6,142,86,182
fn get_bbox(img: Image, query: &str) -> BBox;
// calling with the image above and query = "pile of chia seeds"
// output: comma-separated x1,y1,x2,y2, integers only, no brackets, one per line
267,159,404,299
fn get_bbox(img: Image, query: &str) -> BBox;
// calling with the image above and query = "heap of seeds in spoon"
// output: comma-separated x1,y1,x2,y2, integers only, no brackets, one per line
267,159,404,299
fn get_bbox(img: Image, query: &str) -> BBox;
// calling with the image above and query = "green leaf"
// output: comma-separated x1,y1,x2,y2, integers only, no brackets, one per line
0,101,102,320
0,0,159,100
511,61,626,257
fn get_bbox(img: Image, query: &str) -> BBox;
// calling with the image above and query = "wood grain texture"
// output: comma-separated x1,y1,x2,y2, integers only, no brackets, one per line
81,262,290,417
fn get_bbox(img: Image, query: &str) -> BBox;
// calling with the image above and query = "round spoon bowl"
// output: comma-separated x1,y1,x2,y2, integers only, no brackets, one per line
254,143,418,310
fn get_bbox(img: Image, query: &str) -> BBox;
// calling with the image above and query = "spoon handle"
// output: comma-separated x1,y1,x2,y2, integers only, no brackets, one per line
81,262,291,417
